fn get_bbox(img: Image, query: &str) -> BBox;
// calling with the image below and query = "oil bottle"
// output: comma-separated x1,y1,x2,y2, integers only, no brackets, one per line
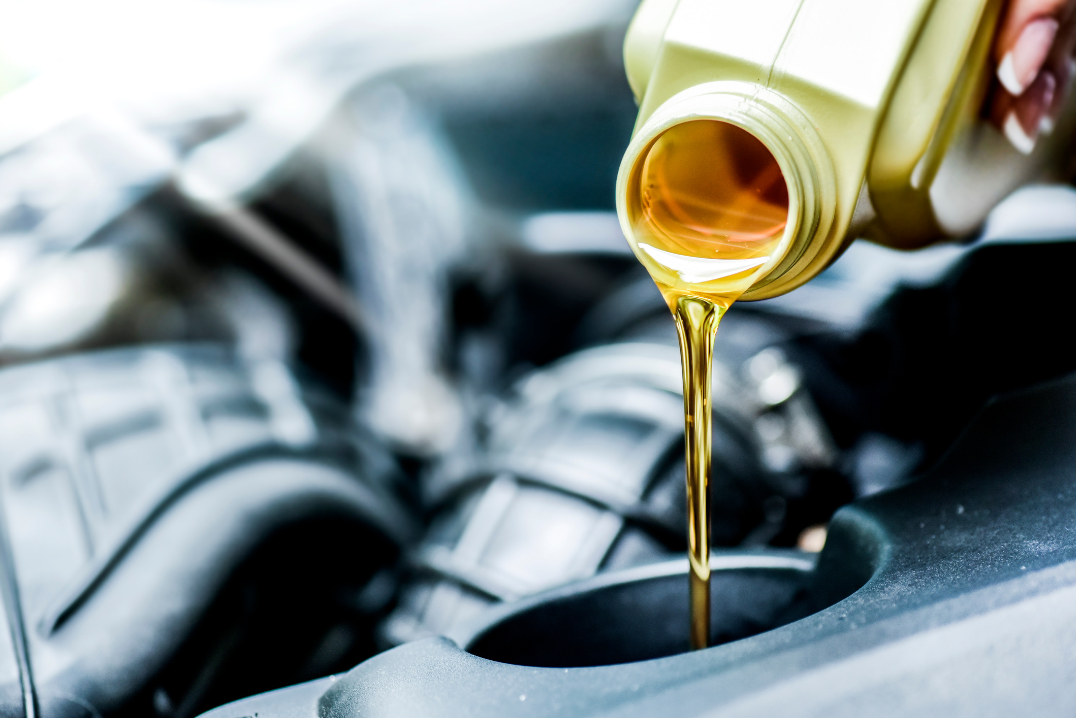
615,0,1076,650
618,0,1076,299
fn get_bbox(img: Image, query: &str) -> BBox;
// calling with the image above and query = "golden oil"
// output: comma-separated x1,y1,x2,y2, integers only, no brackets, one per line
630,119,789,649
619,0,1076,649
636,120,788,267
673,294,721,651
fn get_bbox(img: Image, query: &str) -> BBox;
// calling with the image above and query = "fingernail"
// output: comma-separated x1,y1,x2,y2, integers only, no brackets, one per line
1004,69,1057,154
998,17,1060,95
1004,112,1036,153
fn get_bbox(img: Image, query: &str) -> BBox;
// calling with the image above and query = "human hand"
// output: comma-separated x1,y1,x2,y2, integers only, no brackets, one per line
991,0,1076,153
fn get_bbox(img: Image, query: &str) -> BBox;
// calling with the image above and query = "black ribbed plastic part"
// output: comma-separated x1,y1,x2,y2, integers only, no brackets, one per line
380,342,798,646
0,344,416,718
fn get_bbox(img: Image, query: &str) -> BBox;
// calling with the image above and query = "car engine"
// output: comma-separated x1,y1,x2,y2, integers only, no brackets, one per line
0,1,1075,716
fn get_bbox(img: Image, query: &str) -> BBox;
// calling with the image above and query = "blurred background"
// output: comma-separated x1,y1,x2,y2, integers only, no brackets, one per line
2,1,1076,716
0,0,997,451
0,0,650,450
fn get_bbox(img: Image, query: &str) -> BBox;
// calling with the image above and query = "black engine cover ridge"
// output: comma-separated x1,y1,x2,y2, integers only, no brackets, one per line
203,370,1076,717
0,346,417,718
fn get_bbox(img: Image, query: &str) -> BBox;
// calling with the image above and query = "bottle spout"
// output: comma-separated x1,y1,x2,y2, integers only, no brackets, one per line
616,84,836,301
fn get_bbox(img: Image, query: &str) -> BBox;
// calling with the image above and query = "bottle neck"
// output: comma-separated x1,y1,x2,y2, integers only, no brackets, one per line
617,83,837,300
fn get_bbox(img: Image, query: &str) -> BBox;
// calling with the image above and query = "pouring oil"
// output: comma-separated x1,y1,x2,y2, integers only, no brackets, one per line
630,119,789,650
619,0,1076,652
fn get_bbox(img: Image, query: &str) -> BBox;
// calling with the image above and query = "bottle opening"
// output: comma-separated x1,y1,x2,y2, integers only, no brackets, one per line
631,120,789,260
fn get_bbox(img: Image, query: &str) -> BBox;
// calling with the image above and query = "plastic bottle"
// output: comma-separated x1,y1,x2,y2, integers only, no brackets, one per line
617,0,1076,301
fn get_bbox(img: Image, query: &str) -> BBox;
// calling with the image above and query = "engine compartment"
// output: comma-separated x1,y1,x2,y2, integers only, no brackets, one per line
0,1,1074,715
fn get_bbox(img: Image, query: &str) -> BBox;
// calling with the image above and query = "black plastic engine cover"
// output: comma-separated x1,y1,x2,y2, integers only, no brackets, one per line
203,369,1076,717
0,346,417,718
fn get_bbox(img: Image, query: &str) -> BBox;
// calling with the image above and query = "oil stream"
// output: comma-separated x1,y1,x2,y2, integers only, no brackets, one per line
631,119,789,649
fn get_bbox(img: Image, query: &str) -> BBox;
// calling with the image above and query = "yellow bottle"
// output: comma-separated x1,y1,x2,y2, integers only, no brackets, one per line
617,0,1076,300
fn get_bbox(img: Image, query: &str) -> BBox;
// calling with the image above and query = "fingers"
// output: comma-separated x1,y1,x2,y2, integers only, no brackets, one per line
995,0,1070,62
991,0,1076,153
997,16,1059,95
998,69,1057,153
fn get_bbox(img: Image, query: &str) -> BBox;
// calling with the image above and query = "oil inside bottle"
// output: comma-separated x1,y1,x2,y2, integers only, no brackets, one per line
629,119,789,649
